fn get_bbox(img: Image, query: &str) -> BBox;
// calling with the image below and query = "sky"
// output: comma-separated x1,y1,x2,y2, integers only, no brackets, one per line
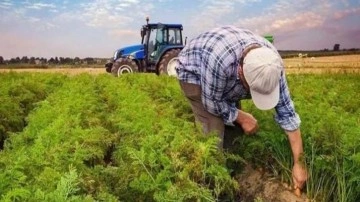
0,0,360,59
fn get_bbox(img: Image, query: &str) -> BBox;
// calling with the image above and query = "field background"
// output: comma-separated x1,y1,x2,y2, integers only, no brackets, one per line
1,54,359,75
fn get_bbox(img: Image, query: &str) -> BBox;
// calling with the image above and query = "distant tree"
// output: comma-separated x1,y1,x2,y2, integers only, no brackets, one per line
48,57,55,64
54,57,59,64
29,57,36,64
64,57,73,64
15,57,21,63
74,57,80,64
59,57,65,64
9,58,17,64
333,44,340,51
0,56,3,64
21,56,29,64
83,57,94,64
40,57,47,64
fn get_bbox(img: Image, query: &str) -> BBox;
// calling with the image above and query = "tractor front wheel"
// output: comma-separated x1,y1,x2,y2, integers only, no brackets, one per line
157,49,181,76
111,58,138,77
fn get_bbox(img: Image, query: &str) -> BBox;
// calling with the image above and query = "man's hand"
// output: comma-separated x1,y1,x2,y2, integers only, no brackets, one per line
286,129,308,192
236,110,258,135
293,162,307,190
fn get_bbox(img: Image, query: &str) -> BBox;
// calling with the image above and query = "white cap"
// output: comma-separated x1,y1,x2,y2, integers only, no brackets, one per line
243,47,282,110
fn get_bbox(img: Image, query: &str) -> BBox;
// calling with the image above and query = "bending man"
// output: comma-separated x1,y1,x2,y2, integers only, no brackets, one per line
176,26,307,190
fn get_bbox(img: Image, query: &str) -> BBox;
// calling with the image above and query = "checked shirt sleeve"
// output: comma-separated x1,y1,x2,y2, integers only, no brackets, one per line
274,73,301,131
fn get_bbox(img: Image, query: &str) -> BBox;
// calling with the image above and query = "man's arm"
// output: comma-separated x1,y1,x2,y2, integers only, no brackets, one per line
286,128,307,189
272,72,307,190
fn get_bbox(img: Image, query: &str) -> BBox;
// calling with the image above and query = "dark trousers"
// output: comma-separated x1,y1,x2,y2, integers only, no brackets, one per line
179,81,243,149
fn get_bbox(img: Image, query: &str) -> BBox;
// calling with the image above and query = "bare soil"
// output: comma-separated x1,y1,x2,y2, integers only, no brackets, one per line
236,165,308,202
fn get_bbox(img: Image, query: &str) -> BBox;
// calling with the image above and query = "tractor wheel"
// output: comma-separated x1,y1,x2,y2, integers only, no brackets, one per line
111,58,138,77
157,49,181,76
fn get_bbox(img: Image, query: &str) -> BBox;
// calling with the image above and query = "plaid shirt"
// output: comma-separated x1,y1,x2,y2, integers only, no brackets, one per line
176,26,300,131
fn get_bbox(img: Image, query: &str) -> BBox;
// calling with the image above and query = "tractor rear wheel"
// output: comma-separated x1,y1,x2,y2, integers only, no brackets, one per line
111,58,138,77
157,49,181,76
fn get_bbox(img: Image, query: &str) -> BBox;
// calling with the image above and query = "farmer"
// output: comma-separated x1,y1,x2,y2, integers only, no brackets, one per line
175,26,307,190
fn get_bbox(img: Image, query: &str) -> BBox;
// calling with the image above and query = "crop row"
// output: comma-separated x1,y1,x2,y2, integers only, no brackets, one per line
0,72,359,201
0,72,67,149
239,73,360,201
0,73,238,201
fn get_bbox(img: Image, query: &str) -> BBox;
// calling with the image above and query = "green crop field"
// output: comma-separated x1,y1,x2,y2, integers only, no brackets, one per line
0,71,359,201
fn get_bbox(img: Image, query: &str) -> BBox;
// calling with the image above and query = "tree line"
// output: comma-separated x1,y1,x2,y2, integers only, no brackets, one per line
0,56,108,65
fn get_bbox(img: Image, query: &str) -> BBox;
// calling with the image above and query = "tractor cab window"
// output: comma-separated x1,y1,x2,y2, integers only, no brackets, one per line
149,26,166,58
148,28,157,58
156,27,166,44
168,28,182,45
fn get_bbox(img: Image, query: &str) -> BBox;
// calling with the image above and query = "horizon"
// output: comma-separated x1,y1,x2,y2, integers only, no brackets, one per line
1,0,360,60
3,49,360,61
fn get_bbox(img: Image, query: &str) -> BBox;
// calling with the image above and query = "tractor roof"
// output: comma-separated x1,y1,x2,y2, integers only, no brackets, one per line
145,23,183,29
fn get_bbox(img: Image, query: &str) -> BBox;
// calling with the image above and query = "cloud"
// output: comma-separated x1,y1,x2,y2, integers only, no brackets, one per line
237,12,325,35
26,2,56,10
69,0,155,30
108,29,139,38
0,0,12,9
82,4,134,28
0,4,59,33
333,7,360,19
270,12,324,32
28,17,41,23
43,22,57,30
123,0,140,3
187,0,265,34
234,0,334,35
341,0,350,7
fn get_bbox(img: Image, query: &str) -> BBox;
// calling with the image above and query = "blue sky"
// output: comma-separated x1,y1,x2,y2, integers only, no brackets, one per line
1,0,359,59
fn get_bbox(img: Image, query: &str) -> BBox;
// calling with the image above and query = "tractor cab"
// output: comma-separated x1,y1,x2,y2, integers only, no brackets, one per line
140,19,183,72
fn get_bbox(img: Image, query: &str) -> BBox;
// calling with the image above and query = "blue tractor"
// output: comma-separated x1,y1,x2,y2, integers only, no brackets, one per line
105,17,184,76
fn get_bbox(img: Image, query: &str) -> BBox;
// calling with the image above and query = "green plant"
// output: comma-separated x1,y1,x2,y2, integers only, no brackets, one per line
0,72,359,201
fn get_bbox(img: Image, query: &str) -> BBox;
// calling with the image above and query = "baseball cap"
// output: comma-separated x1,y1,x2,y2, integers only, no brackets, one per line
243,46,282,110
